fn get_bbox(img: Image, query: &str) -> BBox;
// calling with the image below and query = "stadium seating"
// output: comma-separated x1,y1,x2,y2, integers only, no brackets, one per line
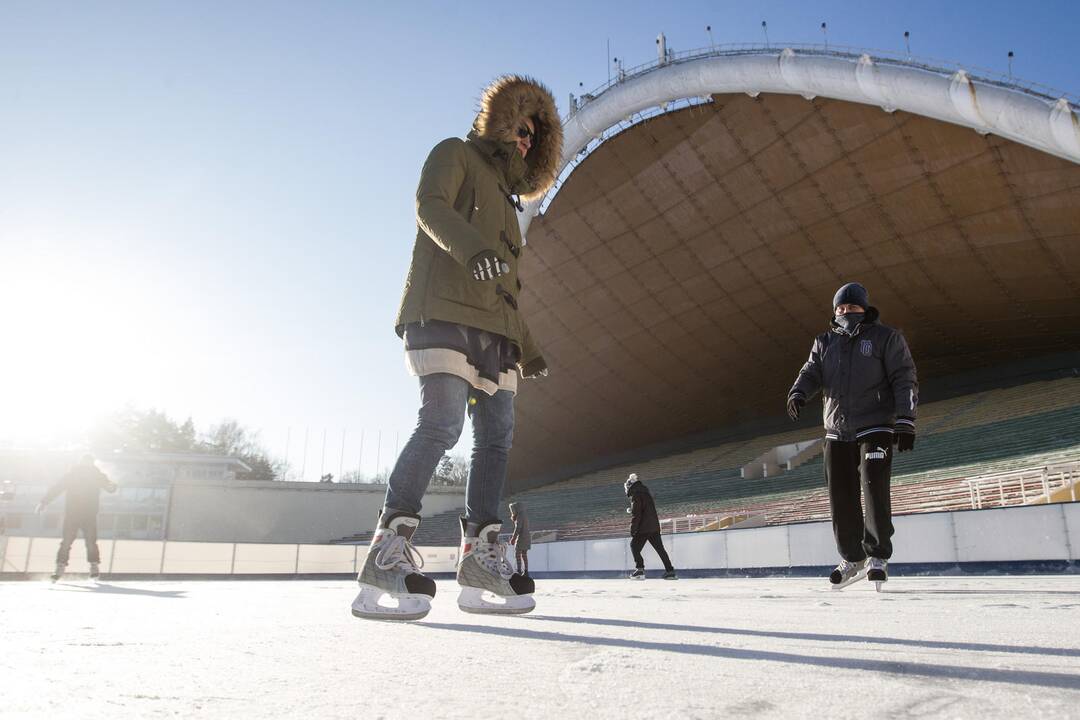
334,377,1080,546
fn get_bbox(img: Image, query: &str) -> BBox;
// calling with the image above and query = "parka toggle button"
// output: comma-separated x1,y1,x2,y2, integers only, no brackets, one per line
500,231,520,257
495,285,518,310
500,185,524,212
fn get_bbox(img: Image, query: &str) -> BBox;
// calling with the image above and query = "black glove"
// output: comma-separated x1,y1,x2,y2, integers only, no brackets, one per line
895,417,915,452
786,394,805,421
470,250,509,281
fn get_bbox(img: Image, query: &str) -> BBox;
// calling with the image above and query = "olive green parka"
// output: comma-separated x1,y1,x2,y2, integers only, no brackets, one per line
394,76,563,378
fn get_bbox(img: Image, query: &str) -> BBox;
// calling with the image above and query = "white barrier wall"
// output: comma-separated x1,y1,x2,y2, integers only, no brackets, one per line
2,503,1076,577
952,505,1072,562
0,537,461,576
537,502,1080,573
111,540,167,574
297,544,357,574
164,542,233,574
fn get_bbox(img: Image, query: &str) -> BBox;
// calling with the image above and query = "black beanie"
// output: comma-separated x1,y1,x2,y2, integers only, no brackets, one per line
833,282,869,310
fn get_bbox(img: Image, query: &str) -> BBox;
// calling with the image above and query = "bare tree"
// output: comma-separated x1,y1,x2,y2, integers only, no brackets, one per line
432,454,469,487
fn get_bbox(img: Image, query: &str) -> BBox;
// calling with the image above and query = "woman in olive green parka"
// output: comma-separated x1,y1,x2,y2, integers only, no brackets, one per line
363,76,562,610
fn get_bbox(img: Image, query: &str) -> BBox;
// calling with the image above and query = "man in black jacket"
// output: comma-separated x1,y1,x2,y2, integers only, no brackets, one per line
36,454,117,581
625,474,677,580
787,283,918,588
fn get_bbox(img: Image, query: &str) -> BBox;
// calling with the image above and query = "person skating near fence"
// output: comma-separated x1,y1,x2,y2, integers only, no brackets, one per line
786,282,918,589
351,75,562,620
508,501,530,577
36,454,117,581
625,473,677,580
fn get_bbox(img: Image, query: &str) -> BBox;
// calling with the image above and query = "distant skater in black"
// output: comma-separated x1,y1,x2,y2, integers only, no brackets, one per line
36,454,117,580
624,473,676,580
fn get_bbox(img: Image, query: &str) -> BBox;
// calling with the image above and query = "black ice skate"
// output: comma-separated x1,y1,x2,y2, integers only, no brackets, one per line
663,569,678,580
50,562,65,583
629,568,645,580
867,557,888,591
351,512,436,621
829,558,867,590
456,519,535,615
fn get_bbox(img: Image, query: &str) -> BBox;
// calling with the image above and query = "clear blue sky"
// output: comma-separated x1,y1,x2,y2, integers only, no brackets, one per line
1,1,1076,478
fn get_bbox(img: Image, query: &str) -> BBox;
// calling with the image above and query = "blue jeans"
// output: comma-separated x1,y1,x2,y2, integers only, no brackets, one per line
384,373,515,526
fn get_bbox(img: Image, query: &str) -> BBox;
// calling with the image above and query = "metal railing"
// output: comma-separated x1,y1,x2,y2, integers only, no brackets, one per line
965,462,1080,509
571,42,1080,118
659,511,762,535
646,460,1080,537
498,529,559,545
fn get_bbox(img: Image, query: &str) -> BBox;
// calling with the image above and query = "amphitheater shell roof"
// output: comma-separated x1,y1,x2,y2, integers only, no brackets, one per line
507,48,1080,490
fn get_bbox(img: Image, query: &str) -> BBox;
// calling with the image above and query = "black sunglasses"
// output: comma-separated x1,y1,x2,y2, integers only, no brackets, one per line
516,125,535,142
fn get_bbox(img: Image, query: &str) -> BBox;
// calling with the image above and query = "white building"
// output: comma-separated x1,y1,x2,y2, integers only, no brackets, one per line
0,451,462,543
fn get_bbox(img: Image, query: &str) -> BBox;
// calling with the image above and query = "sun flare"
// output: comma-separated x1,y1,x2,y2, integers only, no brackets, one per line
0,256,156,442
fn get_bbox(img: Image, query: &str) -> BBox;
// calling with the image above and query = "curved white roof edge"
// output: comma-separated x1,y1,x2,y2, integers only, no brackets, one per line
518,49,1080,237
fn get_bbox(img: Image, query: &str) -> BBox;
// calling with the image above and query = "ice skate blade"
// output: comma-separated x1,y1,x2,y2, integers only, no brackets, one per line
350,584,431,622
874,581,885,593
457,586,535,615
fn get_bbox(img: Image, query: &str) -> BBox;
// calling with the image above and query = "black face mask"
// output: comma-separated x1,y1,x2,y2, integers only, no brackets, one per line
835,312,865,332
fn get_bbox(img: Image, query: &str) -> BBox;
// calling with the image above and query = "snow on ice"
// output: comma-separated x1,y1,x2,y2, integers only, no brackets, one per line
2,576,1079,719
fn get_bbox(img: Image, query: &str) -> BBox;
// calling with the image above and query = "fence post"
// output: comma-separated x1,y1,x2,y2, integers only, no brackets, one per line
1042,468,1050,504
230,543,237,575
108,538,118,574
24,536,33,574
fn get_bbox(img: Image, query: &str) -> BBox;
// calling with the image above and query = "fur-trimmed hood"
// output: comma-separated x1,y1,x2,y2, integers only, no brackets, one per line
472,75,562,202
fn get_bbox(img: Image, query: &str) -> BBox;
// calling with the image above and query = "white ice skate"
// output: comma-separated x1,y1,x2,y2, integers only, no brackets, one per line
351,512,436,622
89,563,100,580
50,563,65,583
457,519,535,615
829,558,868,590
867,557,888,592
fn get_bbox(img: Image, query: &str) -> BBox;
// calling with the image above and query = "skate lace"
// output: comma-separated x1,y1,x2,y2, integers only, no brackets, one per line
476,539,515,579
375,534,424,573
837,559,859,573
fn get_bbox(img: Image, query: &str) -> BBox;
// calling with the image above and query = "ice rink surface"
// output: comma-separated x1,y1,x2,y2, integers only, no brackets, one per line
3,575,1079,719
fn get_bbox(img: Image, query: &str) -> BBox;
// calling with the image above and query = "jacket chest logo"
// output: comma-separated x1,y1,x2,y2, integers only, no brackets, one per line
860,339,873,357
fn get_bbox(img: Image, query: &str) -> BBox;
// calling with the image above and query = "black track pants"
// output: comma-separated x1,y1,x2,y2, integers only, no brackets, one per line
825,431,894,562
630,532,674,571
56,513,101,565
